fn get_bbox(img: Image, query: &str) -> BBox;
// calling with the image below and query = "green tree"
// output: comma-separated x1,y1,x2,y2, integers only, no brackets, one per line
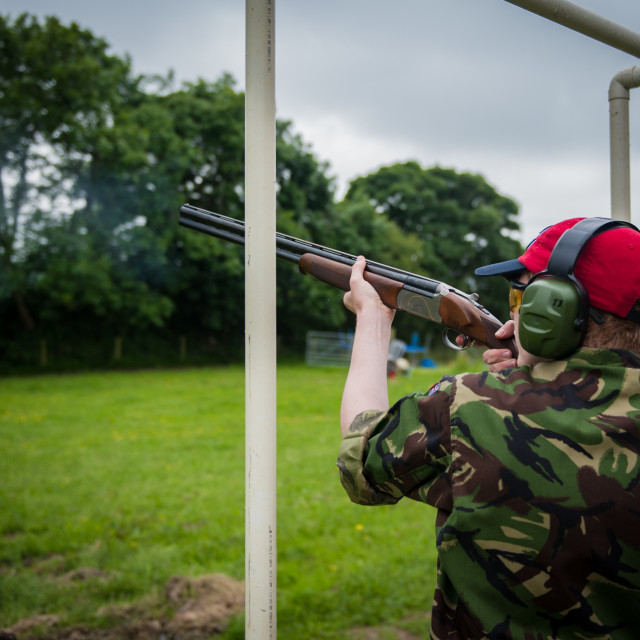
273,122,346,347
162,75,245,218
0,8,343,362
159,76,247,349
0,13,524,369
344,162,523,319
0,13,140,336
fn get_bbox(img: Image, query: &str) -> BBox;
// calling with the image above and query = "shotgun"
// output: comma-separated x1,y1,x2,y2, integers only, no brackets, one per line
178,204,517,354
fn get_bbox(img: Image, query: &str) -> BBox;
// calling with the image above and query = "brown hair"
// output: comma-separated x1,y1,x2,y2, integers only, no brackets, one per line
583,304,640,353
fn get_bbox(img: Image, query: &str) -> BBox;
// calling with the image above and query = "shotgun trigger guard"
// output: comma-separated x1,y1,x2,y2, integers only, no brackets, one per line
442,329,472,351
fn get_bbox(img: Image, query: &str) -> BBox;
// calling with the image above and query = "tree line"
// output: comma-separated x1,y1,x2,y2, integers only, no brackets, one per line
0,13,523,372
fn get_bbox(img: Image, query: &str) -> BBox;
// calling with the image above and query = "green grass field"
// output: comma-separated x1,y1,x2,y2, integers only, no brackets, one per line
0,360,478,639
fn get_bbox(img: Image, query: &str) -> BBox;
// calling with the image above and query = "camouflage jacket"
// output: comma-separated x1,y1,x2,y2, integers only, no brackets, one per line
337,348,640,640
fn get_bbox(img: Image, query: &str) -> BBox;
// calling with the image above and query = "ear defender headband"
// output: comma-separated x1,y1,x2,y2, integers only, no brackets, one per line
518,217,636,359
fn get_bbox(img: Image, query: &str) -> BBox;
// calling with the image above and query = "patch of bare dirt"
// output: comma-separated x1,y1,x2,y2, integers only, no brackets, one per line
62,568,111,583
1,574,244,640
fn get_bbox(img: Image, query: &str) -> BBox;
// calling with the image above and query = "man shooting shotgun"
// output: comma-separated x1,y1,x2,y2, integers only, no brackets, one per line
338,216,640,639
178,203,516,355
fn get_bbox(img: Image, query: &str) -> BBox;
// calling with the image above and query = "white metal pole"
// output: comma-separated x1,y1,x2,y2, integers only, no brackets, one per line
609,67,640,222
245,1,277,639
504,0,640,58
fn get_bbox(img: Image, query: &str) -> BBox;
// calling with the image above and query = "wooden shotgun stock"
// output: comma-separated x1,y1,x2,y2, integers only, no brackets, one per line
298,254,517,353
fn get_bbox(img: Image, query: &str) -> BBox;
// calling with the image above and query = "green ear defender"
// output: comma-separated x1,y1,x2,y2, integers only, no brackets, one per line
518,276,586,358
518,217,632,359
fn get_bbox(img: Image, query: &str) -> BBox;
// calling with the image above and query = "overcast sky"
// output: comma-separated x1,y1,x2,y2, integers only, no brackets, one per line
5,0,640,241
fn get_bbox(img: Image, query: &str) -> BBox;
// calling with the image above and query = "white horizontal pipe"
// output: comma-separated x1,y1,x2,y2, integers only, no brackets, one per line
609,67,640,222
504,0,640,58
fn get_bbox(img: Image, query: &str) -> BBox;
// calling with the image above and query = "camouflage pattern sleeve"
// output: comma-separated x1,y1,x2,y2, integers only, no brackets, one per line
337,379,455,508
337,409,400,505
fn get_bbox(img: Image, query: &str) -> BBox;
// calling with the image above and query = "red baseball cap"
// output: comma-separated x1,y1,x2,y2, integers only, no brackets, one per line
475,217,640,319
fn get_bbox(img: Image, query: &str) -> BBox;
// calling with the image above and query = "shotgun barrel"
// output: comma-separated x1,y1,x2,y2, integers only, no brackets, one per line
179,204,442,295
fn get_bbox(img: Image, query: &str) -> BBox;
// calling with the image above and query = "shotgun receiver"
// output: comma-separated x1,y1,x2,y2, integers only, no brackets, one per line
178,204,517,354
